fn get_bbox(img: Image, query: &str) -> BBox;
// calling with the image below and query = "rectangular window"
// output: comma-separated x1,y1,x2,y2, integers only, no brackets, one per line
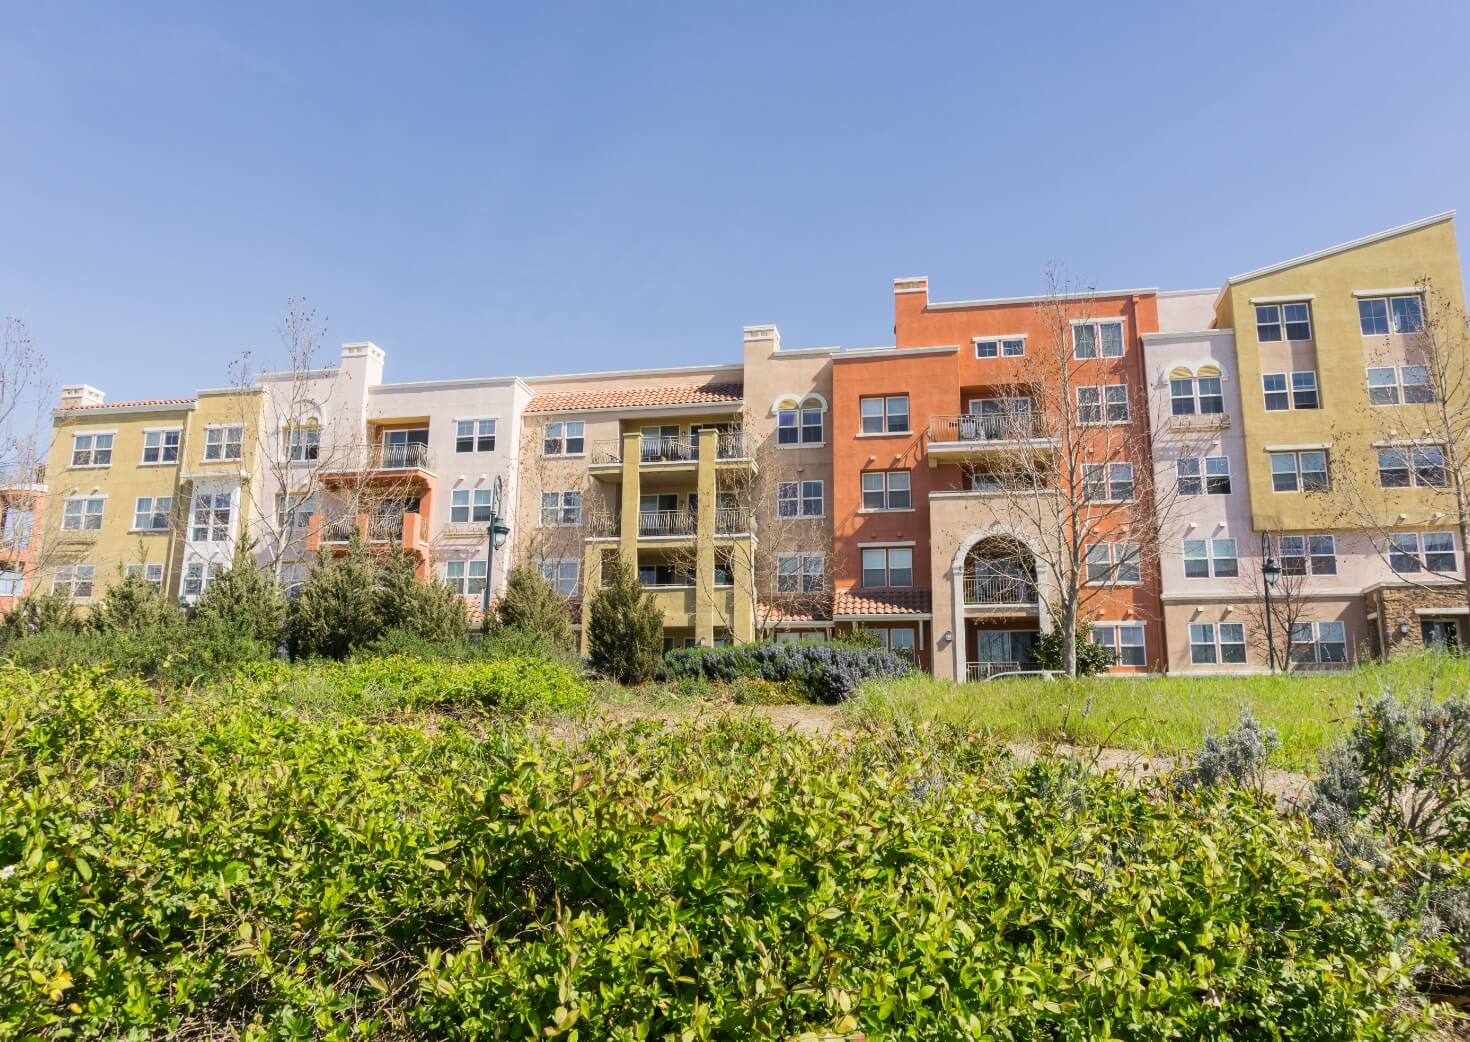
861,470,911,511
777,480,824,518
1204,456,1231,494
1279,534,1337,576
536,559,579,597
70,432,114,468
1367,367,1399,405
861,546,913,588
52,564,96,598
190,493,232,542
124,563,164,587
860,395,909,434
1190,622,1247,665
277,493,316,529
1401,366,1434,404
1170,378,1195,416
1073,320,1125,359
1077,386,1101,424
1378,446,1446,489
2,508,33,550
801,479,824,517
1425,532,1457,572
1292,621,1347,665
1189,623,1218,664
975,336,1025,358
777,552,825,593
1391,295,1425,333
455,418,497,453
1101,462,1134,502
1104,384,1129,423
181,560,224,599
286,426,320,462
61,497,105,531
1262,373,1289,411
1085,542,1140,584
1358,298,1389,335
444,560,489,597
1212,538,1238,578
1219,623,1247,664
1270,450,1328,493
1092,622,1145,666
1391,532,1457,574
132,496,171,531
778,402,824,445
1258,302,1312,342
0,570,23,597
1362,294,1424,334
542,420,586,457
141,428,182,464
1176,457,1201,496
1197,376,1224,414
451,488,495,523
1176,457,1230,496
1181,538,1235,578
540,491,583,527
1291,371,1319,410
203,426,244,462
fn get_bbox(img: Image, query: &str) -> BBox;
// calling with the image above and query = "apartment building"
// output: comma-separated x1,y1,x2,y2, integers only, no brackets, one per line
0,470,44,610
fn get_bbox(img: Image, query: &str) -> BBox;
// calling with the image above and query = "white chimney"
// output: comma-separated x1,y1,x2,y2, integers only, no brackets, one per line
59,385,105,409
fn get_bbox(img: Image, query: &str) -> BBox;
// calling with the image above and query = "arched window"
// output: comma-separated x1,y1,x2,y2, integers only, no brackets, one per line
774,393,826,446
1168,365,1225,417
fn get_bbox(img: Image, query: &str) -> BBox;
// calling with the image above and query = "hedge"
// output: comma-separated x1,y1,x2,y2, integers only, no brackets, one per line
658,640,913,703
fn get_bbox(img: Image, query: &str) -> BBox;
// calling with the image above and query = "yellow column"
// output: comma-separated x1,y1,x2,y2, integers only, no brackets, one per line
579,541,603,655
619,431,641,569
695,428,717,645
732,537,756,643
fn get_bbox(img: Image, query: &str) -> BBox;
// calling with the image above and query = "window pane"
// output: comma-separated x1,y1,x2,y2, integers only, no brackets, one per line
860,398,884,433
1183,540,1209,578
976,339,998,358
1291,371,1318,409
1391,295,1423,334
1378,448,1410,488
1263,373,1289,411
1211,538,1238,578
1170,379,1196,416
887,471,911,509
1255,305,1282,342
886,396,910,432
1299,452,1328,491
1271,453,1298,492
1401,366,1434,404
1073,324,1096,358
888,548,913,587
1283,302,1312,340
1099,322,1123,357
1359,298,1389,336
861,548,887,588
1366,367,1399,405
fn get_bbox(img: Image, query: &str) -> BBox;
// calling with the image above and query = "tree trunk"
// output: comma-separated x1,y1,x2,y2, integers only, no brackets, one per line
1060,606,1077,678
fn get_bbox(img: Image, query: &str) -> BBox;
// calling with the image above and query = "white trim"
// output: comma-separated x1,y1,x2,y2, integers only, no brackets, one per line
1140,329,1235,343
769,391,829,413
856,508,917,515
1229,211,1455,283
369,376,521,393
1263,442,1332,452
1372,437,1444,448
54,402,195,418
854,431,911,439
857,539,916,548
833,612,932,621
835,345,958,360
1353,287,1424,298
1158,287,1219,298
1247,293,1315,304
525,400,741,418
925,288,1156,310
1415,607,1470,617
770,346,842,357
522,362,742,385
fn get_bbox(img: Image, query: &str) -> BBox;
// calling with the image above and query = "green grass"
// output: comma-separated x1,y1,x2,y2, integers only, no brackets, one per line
846,651,1470,769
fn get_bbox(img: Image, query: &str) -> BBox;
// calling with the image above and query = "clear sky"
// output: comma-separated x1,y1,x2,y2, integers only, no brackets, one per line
4,0,1468,400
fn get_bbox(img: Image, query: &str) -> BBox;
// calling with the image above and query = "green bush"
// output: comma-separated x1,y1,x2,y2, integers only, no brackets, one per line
496,566,574,651
1033,625,1115,676
587,557,662,684
0,668,1427,1039
376,550,469,644
189,540,286,646
659,640,912,703
0,593,80,639
339,654,589,714
85,572,183,637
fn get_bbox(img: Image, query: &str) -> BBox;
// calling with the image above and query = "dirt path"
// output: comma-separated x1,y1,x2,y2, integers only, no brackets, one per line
593,699,1312,801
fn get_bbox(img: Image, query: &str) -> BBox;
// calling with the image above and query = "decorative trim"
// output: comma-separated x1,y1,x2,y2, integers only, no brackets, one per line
1248,294,1315,305
1229,211,1455,284
1352,287,1424,298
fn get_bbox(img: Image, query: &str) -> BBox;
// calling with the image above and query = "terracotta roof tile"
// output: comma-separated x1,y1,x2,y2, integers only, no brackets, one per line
833,588,933,617
526,382,743,413
762,598,834,624
62,397,195,412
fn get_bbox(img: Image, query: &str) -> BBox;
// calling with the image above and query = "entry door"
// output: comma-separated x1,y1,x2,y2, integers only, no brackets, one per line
1421,619,1461,650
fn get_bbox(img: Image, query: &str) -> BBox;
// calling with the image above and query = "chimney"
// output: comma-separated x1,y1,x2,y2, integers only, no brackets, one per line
59,384,105,409
893,276,930,348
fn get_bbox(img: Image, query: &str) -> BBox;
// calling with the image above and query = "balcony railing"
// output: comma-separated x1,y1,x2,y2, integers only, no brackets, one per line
929,412,1049,445
642,437,697,463
716,507,751,534
321,519,357,543
1167,411,1232,432
591,431,751,466
638,509,696,537
963,572,1037,606
332,442,435,473
966,660,1021,681
716,431,749,460
587,508,751,538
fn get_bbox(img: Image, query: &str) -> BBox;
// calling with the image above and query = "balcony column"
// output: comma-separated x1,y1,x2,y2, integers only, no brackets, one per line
950,561,967,681
618,431,641,569
1036,558,1054,635
732,539,755,643
579,541,603,656
694,427,717,646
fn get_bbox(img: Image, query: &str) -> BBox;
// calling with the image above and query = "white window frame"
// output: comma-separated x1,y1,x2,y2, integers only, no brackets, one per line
182,559,224,600
1366,365,1434,406
124,563,165,587
203,425,245,462
284,425,320,463
1358,294,1424,336
1072,319,1125,359
540,490,583,527
1269,450,1329,493
140,428,182,465
52,563,96,599
444,559,489,598
776,396,825,447
859,395,910,435
542,420,586,457
537,558,580,597
1388,531,1457,574
1255,301,1312,342
1084,541,1141,584
1082,462,1135,503
777,480,824,519
1175,456,1230,497
451,488,495,524
61,496,106,531
455,418,498,453
131,495,172,532
974,335,1026,359
1377,445,1447,489
861,546,913,589
1289,620,1348,665
1182,537,1239,579
1091,622,1145,666
277,493,316,530
1277,533,1337,576
70,432,114,468
190,492,233,543
776,551,825,593
1188,622,1247,665
860,470,912,511
1076,384,1129,425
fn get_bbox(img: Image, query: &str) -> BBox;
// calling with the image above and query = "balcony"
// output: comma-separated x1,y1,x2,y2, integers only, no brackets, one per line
966,660,1023,681
591,432,752,469
586,508,753,540
1167,411,1232,433
308,510,430,573
638,509,696,538
927,413,1058,465
963,573,1038,608
324,443,436,482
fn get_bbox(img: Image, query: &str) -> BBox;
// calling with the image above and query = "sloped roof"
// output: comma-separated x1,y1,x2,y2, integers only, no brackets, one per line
61,397,196,412
1228,211,1455,284
525,382,743,413
833,588,933,618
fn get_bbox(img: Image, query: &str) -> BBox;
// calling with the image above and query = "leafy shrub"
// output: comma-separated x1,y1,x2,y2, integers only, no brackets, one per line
375,550,468,644
1033,625,1115,676
189,540,286,646
1178,707,1281,795
659,640,912,704
0,669,1426,1039
85,572,183,637
496,566,574,651
832,625,883,651
0,593,80,639
587,558,663,684
481,623,581,667
363,624,471,661
338,654,589,714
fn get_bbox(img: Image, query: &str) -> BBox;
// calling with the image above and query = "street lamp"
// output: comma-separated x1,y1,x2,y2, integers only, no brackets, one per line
1260,531,1281,673
480,475,510,624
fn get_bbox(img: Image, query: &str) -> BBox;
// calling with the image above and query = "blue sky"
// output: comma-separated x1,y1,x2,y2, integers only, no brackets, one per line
3,1,1468,399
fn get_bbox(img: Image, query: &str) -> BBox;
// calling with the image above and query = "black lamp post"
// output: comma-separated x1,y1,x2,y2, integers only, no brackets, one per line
1260,531,1281,673
480,475,510,624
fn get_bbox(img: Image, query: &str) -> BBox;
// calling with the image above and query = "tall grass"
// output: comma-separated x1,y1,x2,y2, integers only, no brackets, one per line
846,651,1470,768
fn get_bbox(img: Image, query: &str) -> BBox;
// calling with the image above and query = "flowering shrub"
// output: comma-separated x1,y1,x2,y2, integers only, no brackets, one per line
0,667,1425,1039
659,641,913,703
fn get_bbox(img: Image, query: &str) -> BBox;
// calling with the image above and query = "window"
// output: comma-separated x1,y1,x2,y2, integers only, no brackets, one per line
542,420,585,457
1270,450,1328,493
277,494,316,529
125,563,164,587
1076,385,1128,424
1084,542,1140,584
1091,623,1145,666
455,418,496,453
540,491,582,527
444,560,488,597
975,336,1025,358
70,433,113,467
871,626,917,661
861,546,913,588
777,397,824,445
61,497,105,531
1105,385,1129,422
1262,373,1289,411
182,560,224,599
141,429,181,464
1290,621,1347,665
1367,366,1434,406
279,562,309,597
1176,456,1230,496
0,570,22,598
191,493,232,542
2,508,33,550
1278,534,1337,576
1189,623,1247,665
860,395,909,434
1170,374,1225,416
1378,446,1446,488
861,471,911,511
1390,532,1457,574
538,559,580,597
1077,386,1101,425
777,552,825,593
1081,462,1134,503
286,425,320,462
1359,294,1423,335
1073,320,1124,359
1183,538,1238,579
203,425,244,462
778,480,825,518
451,488,495,523
1290,371,1319,410
1255,302,1312,342
131,496,171,531
52,564,95,598
1263,371,1319,411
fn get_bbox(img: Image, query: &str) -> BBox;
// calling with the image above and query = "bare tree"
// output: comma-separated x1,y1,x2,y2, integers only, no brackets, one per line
508,414,592,604
0,318,58,600
954,269,1191,675
1325,279,1470,618
1232,551,1315,670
